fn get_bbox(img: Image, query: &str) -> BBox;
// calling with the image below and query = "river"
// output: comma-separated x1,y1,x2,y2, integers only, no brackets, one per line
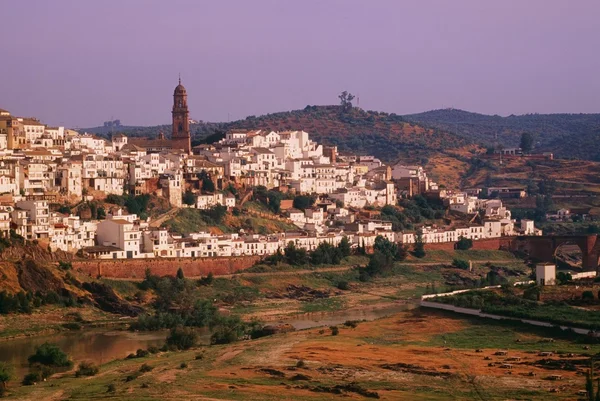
0,302,415,377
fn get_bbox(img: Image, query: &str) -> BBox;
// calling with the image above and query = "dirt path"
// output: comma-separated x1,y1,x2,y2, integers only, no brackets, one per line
149,207,180,228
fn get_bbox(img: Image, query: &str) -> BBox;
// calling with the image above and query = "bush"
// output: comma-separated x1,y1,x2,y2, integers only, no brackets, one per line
556,271,572,284
336,280,350,291
75,362,99,377
139,364,153,373
452,259,470,270
344,320,360,328
211,315,246,345
179,362,188,369
62,322,82,331
107,383,116,393
0,362,13,395
330,326,339,336
296,359,306,368
28,343,72,368
147,346,159,354
136,349,149,358
22,372,41,386
582,291,595,301
198,272,214,286
166,326,198,350
456,236,473,250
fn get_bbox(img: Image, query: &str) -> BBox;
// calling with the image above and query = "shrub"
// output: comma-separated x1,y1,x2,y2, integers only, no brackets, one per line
147,346,160,354
344,320,360,328
0,362,13,395
22,372,40,386
166,326,198,350
456,236,473,250
136,349,149,358
107,383,116,393
75,362,99,377
296,359,306,368
179,362,188,369
125,373,140,382
198,272,214,286
582,291,595,301
62,322,82,331
28,343,72,368
58,261,72,271
211,315,246,345
452,259,470,270
336,280,350,291
556,271,572,284
139,364,153,373
195,354,204,360
330,326,339,336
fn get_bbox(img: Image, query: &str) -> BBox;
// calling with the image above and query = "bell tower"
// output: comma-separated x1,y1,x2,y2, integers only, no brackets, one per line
171,77,191,153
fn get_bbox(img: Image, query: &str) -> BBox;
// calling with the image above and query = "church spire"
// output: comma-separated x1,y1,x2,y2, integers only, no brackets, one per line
178,73,181,85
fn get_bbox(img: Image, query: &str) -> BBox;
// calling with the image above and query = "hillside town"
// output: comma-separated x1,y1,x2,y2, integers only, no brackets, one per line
0,82,541,260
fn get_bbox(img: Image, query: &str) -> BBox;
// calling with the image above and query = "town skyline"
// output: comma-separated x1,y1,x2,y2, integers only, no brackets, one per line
1,0,599,127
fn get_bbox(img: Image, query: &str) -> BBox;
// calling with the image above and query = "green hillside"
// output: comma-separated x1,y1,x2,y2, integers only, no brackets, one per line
404,109,600,160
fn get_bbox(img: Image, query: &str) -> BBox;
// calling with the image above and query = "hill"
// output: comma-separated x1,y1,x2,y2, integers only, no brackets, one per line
404,109,600,161
85,105,474,164
225,105,473,163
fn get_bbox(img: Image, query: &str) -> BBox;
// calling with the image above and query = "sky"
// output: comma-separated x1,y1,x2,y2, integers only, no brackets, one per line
1,0,599,127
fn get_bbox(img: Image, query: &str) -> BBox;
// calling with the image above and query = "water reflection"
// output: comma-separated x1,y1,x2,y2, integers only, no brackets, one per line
0,301,415,377
0,329,167,377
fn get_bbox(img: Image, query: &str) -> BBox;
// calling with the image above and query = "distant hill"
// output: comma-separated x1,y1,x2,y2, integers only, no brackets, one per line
404,109,600,161
82,122,227,139
83,105,473,164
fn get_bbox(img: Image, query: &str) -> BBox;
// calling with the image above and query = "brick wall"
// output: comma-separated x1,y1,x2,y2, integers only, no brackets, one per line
73,255,262,279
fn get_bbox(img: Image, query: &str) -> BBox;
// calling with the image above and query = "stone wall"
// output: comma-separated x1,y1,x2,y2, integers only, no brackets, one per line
73,256,262,279
424,237,510,251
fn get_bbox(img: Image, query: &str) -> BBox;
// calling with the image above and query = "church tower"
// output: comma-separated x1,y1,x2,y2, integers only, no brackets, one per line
171,77,191,153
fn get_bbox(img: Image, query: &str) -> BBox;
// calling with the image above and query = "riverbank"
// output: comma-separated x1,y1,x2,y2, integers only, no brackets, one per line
2,309,594,400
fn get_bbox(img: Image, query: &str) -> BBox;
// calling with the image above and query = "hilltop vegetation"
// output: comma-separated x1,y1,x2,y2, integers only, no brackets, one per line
84,105,474,165
227,105,472,162
405,108,600,161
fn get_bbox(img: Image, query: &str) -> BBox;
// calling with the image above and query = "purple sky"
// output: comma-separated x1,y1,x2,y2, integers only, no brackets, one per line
2,0,599,127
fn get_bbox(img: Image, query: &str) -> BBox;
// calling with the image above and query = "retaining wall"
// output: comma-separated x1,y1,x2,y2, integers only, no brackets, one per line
72,256,263,279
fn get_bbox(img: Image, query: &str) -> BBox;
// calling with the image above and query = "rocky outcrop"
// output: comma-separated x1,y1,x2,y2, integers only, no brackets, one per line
81,281,144,317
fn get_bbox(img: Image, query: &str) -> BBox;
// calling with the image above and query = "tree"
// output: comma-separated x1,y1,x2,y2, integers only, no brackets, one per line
293,195,314,211
176,268,185,280
338,236,351,258
284,242,309,265
413,230,426,258
526,179,539,196
373,235,401,261
198,170,215,193
183,191,197,206
520,132,534,153
266,191,282,213
0,362,12,395
166,326,197,350
338,91,355,113
210,315,246,345
28,343,72,368
456,236,473,250
96,206,106,220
